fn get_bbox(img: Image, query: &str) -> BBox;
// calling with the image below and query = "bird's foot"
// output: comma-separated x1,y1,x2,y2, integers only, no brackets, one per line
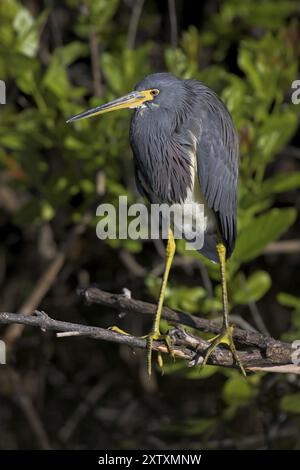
146,329,174,376
201,325,246,377
108,326,174,375
108,326,130,335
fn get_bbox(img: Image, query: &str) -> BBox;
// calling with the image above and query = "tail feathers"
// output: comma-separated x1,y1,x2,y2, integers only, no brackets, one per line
198,233,219,263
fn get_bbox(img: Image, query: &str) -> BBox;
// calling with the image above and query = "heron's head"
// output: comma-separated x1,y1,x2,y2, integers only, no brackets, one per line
66,73,186,123
134,73,185,110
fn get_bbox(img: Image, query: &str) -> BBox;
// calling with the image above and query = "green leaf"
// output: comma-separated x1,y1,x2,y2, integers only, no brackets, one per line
261,172,300,194
277,293,300,310
146,279,208,314
182,418,216,436
55,41,89,66
162,417,217,437
15,65,37,95
43,55,69,98
238,32,297,106
243,172,300,208
280,393,300,414
41,200,55,221
232,271,271,304
234,208,297,262
162,360,189,375
102,47,151,95
43,42,88,98
257,110,298,162
223,376,257,406
13,7,49,58
238,43,264,98
13,7,34,36
186,365,218,379
89,0,120,29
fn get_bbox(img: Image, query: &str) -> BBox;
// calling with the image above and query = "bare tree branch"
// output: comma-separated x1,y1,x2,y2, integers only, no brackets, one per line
168,0,178,49
80,287,292,364
264,239,300,254
7,368,51,449
0,287,298,373
127,0,145,49
89,28,102,97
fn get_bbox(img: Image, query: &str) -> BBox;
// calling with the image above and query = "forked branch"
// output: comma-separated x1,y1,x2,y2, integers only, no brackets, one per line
0,287,298,374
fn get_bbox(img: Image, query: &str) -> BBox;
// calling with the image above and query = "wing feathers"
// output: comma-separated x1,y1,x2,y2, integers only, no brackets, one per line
186,82,239,258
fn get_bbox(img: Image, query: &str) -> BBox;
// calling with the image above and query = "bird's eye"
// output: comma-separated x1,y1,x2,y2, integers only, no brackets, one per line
150,89,159,96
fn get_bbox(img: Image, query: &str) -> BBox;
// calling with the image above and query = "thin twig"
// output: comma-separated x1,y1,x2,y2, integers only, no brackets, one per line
127,0,145,49
230,314,258,333
8,368,51,449
248,364,300,374
89,28,102,97
248,301,270,336
204,426,300,450
4,213,92,346
119,249,147,277
264,239,300,254
56,331,81,337
58,374,116,443
168,0,178,49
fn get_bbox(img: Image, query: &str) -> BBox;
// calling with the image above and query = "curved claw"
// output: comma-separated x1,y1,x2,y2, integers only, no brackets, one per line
108,326,130,335
201,325,246,377
147,330,175,376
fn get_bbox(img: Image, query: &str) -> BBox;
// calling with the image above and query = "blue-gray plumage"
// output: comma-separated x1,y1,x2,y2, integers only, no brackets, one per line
130,73,239,262
66,72,246,376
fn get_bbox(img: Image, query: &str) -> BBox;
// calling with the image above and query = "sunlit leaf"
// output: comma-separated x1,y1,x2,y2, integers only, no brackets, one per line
280,393,300,414
234,208,297,262
232,271,272,304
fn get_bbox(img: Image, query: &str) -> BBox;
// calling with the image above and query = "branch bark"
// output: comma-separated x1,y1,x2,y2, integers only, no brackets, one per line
0,287,298,374
80,287,293,366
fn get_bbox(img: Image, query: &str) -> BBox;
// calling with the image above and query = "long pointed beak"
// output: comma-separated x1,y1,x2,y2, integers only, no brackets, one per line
66,90,152,123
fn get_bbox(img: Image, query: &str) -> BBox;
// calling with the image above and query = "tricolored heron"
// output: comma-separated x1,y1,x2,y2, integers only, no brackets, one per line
67,73,245,377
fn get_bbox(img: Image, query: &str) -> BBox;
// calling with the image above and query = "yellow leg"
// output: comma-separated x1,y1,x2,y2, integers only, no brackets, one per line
201,242,246,377
147,227,176,375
